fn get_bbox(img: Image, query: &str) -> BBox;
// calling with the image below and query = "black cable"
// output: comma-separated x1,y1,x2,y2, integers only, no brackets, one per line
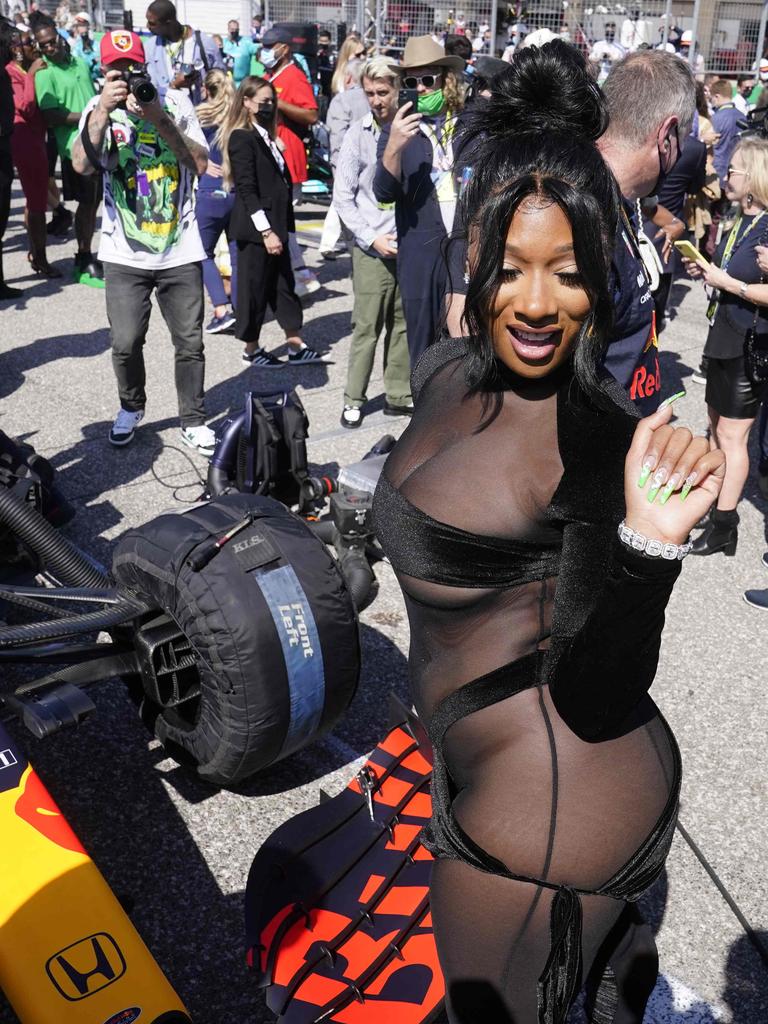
676,819,768,972
148,443,208,503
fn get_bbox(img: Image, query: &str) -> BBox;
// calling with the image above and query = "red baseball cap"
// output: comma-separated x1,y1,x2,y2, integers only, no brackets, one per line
100,29,146,66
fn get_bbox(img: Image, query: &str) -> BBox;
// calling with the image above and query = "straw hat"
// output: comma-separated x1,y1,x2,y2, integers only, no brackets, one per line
388,35,465,75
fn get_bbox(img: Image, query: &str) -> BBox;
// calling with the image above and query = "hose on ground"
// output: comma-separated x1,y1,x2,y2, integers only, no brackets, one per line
0,600,143,647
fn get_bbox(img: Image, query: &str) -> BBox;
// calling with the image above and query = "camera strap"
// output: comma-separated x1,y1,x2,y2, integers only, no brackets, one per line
194,30,210,72
80,110,118,172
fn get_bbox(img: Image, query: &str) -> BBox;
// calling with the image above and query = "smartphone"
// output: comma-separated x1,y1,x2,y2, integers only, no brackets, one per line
674,239,709,265
398,88,419,112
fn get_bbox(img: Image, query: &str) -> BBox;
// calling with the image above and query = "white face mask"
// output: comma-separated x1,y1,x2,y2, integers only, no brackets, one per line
260,47,278,69
761,71,768,83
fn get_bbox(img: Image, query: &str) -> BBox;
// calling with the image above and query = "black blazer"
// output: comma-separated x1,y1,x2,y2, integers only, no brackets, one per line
228,127,295,245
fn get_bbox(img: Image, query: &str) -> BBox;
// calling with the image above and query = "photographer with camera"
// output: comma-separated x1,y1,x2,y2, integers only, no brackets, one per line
71,30,216,456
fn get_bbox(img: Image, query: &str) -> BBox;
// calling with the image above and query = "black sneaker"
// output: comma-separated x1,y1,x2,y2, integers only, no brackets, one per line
242,348,284,368
288,346,331,365
383,401,414,417
744,588,768,610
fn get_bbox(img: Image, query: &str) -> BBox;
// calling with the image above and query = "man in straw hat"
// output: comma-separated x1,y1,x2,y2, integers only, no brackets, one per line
373,35,465,371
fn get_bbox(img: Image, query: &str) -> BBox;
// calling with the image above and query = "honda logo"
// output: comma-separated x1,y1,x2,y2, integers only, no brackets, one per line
46,933,126,1000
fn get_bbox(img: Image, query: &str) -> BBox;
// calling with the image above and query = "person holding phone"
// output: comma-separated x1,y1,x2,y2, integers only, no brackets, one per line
683,136,768,556
374,35,466,367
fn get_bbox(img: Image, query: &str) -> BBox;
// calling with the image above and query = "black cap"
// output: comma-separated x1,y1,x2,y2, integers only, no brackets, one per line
261,26,293,47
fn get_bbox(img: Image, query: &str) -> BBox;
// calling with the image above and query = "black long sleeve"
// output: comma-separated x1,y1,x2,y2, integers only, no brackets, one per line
547,525,681,741
228,129,267,218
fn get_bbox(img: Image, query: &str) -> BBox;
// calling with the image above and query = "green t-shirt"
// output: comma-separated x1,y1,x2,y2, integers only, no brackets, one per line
35,53,95,159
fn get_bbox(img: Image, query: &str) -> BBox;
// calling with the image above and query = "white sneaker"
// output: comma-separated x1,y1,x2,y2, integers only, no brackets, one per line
180,424,217,458
294,268,321,296
109,408,144,446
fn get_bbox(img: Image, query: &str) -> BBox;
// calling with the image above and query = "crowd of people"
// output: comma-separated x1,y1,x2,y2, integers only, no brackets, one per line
0,6,767,1020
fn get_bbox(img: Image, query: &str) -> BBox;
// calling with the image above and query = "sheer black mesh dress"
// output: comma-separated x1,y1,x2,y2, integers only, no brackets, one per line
373,338,683,1024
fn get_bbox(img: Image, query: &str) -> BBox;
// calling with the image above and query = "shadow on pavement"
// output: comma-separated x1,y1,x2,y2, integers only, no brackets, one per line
0,328,111,401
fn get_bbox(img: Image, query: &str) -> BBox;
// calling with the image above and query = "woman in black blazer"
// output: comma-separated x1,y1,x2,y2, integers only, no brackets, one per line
220,77,326,367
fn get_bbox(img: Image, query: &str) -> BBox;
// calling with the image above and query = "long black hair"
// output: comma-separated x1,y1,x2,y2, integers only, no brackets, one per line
454,40,620,406
0,19,16,67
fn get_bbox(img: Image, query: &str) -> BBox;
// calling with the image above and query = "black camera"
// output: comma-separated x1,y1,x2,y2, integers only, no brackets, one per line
118,69,157,104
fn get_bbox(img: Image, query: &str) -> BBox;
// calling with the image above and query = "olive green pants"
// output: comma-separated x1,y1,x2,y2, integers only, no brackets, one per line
344,247,412,408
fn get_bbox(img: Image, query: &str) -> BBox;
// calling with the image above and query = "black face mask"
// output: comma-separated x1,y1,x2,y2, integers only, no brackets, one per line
229,30,239,40
256,102,274,122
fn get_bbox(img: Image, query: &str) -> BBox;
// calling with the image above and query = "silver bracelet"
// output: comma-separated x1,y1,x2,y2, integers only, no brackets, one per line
617,520,691,560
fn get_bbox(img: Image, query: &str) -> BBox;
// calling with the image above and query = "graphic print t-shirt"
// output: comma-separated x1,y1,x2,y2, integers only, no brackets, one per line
79,89,206,268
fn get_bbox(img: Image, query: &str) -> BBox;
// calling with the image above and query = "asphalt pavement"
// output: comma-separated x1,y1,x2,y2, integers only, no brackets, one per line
0,188,766,1023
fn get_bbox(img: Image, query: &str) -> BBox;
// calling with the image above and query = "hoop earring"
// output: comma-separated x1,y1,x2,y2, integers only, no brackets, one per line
747,191,755,207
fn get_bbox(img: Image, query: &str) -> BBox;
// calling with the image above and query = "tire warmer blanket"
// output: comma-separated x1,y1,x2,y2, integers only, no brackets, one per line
0,719,190,1024
245,696,446,1023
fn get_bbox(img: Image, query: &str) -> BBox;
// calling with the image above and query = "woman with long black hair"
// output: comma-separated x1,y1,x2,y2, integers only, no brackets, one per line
219,76,327,367
373,41,725,1022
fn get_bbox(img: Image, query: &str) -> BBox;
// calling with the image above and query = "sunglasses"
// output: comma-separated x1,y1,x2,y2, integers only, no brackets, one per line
403,73,440,89
353,49,366,58
727,166,746,178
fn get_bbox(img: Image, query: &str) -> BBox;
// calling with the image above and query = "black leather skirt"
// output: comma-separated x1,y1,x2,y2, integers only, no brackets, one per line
705,355,767,419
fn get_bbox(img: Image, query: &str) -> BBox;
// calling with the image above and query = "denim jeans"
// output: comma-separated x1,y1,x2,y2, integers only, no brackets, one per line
104,260,206,428
196,189,238,309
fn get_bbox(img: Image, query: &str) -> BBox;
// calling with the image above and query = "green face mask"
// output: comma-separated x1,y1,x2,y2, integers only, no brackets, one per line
417,88,445,115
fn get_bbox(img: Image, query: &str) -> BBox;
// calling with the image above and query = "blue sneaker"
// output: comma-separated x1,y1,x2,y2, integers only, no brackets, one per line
205,312,236,334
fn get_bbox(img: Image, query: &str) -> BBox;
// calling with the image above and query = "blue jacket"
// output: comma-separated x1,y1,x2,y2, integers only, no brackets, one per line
711,103,742,185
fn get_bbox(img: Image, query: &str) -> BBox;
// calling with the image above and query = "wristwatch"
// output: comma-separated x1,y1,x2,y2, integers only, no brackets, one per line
261,229,273,238
739,281,749,300
617,520,691,560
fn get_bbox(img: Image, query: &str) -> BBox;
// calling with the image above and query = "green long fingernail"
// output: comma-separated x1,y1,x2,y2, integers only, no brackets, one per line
648,484,660,502
658,390,686,411
638,462,653,487
659,481,675,505
680,473,697,501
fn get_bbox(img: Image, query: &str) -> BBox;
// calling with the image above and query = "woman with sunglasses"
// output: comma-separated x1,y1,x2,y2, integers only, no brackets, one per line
374,35,466,371
374,40,724,1023
683,136,768,557
330,33,366,95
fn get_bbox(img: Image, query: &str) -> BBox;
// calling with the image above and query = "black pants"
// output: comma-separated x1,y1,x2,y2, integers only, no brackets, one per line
0,136,13,243
235,241,303,343
104,260,206,428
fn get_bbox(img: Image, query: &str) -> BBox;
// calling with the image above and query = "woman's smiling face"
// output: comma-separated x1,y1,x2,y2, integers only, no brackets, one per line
484,196,592,379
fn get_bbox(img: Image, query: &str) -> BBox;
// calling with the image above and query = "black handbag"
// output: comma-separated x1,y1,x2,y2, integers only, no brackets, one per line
744,317,768,386
743,222,768,387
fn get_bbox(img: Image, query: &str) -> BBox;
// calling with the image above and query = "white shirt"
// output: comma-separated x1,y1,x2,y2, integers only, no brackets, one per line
79,89,206,269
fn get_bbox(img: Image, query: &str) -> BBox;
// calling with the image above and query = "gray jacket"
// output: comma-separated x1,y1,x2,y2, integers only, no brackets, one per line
333,112,396,255
326,87,371,168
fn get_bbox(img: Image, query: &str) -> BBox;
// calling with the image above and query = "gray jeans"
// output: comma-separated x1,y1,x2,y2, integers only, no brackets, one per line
104,260,206,428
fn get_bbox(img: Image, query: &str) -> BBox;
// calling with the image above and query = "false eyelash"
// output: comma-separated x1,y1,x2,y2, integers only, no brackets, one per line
557,272,585,288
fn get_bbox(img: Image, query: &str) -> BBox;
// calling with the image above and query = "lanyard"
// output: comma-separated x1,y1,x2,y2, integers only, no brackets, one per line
707,211,767,323
619,203,650,285
419,116,455,173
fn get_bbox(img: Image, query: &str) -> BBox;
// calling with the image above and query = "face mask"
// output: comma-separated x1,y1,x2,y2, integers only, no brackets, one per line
418,88,444,115
256,102,274,121
229,29,239,40
761,72,768,83
260,47,278,69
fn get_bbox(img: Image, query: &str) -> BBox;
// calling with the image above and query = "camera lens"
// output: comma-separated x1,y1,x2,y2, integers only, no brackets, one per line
132,79,157,103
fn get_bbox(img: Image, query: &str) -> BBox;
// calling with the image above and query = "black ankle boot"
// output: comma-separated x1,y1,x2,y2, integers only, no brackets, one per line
690,508,739,556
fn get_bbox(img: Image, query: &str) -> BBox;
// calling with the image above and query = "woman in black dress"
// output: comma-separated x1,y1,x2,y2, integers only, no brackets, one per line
683,135,768,556
373,42,725,1023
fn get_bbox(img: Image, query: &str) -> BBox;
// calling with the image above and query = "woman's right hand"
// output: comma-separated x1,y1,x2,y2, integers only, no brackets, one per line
264,230,283,256
386,102,422,155
756,244,768,276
